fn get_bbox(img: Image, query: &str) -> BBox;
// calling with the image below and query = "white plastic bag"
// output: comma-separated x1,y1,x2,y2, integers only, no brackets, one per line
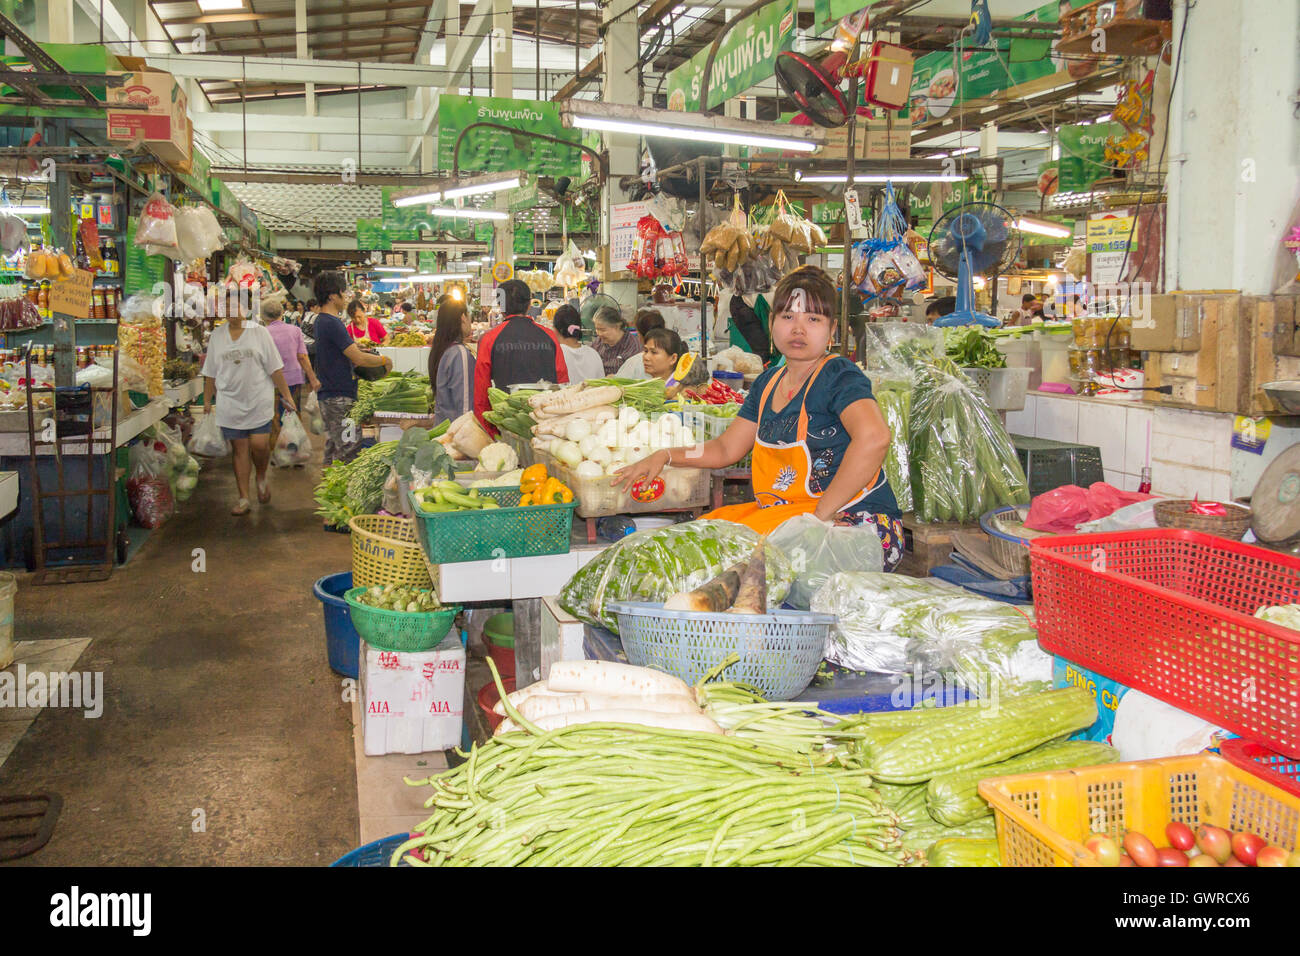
1111,690,1224,762
187,413,229,458
135,192,181,256
173,206,209,263
271,411,312,467
302,390,325,435
768,514,884,611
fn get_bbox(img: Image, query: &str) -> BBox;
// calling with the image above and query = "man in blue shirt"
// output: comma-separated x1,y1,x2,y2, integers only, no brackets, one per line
312,270,392,465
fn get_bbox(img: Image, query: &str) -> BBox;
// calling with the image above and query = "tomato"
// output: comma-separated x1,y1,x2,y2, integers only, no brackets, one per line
1165,821,1196,851
1188,854,1220,867
1123,831,1159,868
1084,833,1120,866
1196,824,1233,863
1156,847,1189,867
1231,831,1265,866
1224,857,1247,867
1118,853,1136,867
1255,846,1289,867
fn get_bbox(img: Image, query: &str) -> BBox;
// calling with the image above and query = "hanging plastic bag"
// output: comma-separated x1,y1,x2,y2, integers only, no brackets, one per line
127,440,175,529
0,213,28,256
271,411,313,467
187,413,230,458
768,514,884,611
858,184,925,302
173,206,209,264
136,192,181,256
301,389,325,435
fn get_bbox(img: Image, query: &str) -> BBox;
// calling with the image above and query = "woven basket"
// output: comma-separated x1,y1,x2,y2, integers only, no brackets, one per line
349,514,435,589
1152,499,1252,540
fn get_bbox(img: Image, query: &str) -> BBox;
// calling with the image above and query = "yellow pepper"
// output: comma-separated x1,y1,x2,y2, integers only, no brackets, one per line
520,463,548,494
538,477,573,504
520,492,534,506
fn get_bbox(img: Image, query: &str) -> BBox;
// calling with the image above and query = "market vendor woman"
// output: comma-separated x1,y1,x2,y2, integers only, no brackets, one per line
614,265,905,570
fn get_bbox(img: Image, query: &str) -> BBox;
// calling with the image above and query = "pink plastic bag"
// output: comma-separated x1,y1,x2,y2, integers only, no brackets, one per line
1024,482,1154,534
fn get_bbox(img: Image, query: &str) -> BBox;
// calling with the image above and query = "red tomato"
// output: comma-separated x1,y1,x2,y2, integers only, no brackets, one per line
1123,831,1159,868
1084,833,1120,866
1255,846,1289,867
1231,831,1265,866
1156,847,1189,867
1165,821,1195,851
1196,824,1233,863
1224,857,1247,867
1118,853,1136,867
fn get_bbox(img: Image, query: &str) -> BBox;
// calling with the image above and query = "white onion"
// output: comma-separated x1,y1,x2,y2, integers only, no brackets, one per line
578,435,603,459
565,418,593,443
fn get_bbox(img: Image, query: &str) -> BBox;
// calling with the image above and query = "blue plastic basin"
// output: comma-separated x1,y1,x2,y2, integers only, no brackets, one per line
314,571,360,679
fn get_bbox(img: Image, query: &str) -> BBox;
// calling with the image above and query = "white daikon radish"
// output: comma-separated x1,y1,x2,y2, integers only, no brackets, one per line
517,692,700,721
547,660,692,697
493,680,567,716
496,709,724,736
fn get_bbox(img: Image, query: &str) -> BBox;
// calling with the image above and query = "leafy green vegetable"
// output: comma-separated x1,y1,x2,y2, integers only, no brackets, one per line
314,440,399,525
943,327,1006,370
559,520,795,631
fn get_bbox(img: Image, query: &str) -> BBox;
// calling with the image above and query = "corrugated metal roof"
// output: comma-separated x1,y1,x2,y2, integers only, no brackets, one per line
226,181,382,234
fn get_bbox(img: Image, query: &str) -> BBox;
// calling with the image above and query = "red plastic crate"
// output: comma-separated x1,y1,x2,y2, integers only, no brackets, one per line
1030,529,1300,759
1219,738,1300,798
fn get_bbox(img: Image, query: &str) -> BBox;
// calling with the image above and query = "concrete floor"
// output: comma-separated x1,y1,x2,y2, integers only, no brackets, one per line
0,445,360,866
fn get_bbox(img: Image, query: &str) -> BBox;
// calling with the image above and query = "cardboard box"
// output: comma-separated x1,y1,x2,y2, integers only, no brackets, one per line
1246,295,1300,416
358,632,465,756
817,116,911,162
1142,296,1255,414
1262,294,1300,358
1131,291,1237,352
105,69,190,164
864,42,914,110
1054,657,1131,745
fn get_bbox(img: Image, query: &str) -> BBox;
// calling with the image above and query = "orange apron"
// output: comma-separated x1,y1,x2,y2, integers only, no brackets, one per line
703,356,885,534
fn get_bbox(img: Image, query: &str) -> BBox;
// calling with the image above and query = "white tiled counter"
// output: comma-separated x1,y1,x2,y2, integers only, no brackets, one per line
1006,391,1239,500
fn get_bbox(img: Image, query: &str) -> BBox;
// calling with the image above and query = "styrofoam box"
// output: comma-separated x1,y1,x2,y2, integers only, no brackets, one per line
359,631,465,756
541,596,586,681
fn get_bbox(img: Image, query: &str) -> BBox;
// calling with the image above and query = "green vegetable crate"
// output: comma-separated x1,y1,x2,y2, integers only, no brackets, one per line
343,588,461,653
407,487,577,565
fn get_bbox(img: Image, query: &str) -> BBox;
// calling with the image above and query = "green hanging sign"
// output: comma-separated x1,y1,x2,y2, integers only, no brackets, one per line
356,218,391,251
1057,121,1124,194
513,228,534,256
665,0,798,112
437,95,584,177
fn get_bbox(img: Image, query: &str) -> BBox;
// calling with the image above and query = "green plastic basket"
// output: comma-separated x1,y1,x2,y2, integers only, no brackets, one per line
408,488,576,564
343,587,461,653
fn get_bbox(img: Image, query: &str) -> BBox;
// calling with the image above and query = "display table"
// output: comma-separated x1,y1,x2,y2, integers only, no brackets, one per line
376,346,431,375
0,398,170,457
164,378,203,406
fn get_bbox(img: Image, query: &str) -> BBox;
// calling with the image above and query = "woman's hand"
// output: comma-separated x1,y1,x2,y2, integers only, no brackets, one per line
611,449,669,491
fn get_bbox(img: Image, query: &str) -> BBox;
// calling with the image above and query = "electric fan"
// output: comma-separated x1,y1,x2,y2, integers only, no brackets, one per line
926,202,1021,328
774,10,869,128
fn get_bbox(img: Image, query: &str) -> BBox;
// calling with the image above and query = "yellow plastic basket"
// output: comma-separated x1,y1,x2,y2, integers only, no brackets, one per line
348,514,435,590
978,752,1300,867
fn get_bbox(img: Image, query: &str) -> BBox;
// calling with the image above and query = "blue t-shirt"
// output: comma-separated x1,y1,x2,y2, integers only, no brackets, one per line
315,312,357,401
738,355,899,519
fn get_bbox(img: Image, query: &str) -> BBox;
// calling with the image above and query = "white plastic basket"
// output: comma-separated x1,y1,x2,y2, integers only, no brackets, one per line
606,600,833,701
960,366,1031,412
544,454,710,519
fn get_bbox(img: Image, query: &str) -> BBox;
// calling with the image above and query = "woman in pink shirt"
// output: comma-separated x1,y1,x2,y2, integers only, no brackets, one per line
262,298,320,455
345,299,388,344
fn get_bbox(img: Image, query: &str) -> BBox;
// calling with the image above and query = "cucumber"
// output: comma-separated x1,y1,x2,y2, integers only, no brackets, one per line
927,837,1001,867
901,817,997,854
869,688,1097,784
925,739,1118,827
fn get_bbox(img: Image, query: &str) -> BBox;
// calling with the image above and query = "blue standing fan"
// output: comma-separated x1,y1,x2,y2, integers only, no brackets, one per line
926,202,1021,328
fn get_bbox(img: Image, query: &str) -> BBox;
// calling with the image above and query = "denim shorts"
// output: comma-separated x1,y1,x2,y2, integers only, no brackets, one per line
220,421,272,440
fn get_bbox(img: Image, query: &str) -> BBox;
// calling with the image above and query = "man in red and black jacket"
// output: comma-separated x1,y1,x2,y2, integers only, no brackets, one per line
473,278,569,430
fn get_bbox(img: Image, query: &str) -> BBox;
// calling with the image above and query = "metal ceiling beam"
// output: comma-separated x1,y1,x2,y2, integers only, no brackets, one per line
157,13,277,26
206,21,428,44
128,51,479,87
406,0,498,163
209,146,416,167
553,0,678,100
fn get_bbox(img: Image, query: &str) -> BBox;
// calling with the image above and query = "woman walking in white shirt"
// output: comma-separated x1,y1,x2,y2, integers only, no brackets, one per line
202,304,299,515
552,304,605,382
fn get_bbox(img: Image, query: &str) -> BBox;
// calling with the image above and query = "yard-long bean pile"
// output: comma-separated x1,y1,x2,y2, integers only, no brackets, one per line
394,726,912,866
393,663,914,867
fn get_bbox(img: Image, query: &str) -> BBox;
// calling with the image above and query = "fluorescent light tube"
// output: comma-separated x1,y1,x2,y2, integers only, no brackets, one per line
1016,217,1073,239
569,115,817,153
393,191,441,207
441,177,520,200
426,207,508,220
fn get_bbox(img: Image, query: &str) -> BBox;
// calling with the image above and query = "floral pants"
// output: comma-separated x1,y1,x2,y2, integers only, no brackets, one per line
834,511,907,572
